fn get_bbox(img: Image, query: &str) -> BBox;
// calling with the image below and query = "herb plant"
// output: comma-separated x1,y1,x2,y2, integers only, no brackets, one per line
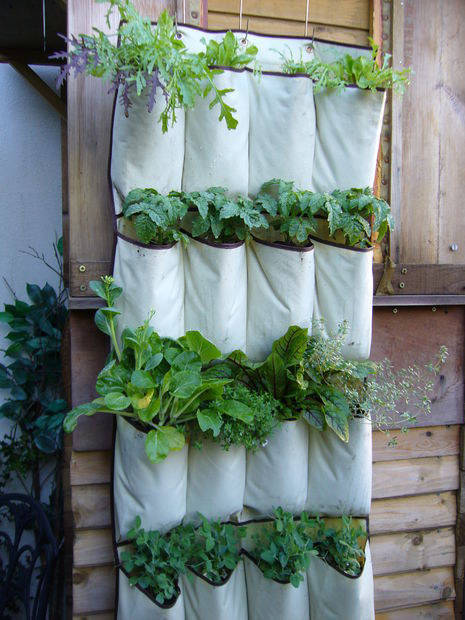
201,385,282,452
121,516,194,604
122,188,189,245
198,30,258,69
188,514,246,583
280,39,410,94
250,507,317,587
53,1,245,131
304,515,366,577
63,277,255,462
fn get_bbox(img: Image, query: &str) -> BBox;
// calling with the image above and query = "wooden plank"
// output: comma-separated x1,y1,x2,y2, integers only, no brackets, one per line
371,306,464,428
373,264,465,296
70,451,112,486
437,1,465,265
372,455,459,499
72,484,111,529
207,12,369,45
73,565,115,615
70,261,112,298
373,294,465,306
8,61,67,119
370,492,456,535
74,529,114,567
371,528,455,576
374,567,455,611
74,615,114,620
373,425,459,462
375,600,455,619
208,0,370,30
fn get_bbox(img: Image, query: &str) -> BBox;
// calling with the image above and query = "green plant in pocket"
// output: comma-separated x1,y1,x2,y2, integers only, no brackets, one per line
188,514,246,583
255,179,321,245
280,39,410,94
198,30,258,69
326,187,394,246
122,188,189,245
179,187,268,243
53,1,241,131
250,507,317,587
199,384,282,452
121,516,194,604
303,515,366,577
62,277,254,462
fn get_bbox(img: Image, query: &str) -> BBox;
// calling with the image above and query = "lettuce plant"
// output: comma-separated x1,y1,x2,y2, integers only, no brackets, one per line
63,277,253,462
198,30,258,69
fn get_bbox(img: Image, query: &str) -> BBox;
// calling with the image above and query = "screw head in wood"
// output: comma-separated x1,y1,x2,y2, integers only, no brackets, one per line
450,243,458,252
392,308,398,314
79,284,87,292
401,267,407,274
79,264,86,272
432,307,437,312
399,282,405,289
191,10,199,19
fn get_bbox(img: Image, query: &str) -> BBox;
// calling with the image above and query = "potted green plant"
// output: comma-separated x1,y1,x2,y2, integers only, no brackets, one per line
113,188,189,342
247,179,316,362
180,187,266,354
118,516,193,619
243,508,316,620
185,385,281,523
182,515,248,620
305,515,374,620
63,277,251,539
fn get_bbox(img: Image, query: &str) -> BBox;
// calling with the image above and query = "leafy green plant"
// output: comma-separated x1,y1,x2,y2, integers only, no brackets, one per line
53,1,245,131
63,277,254,462
122,188,189,245
303,515,366,577
0,241,67,499
280,39,410,94
255,179,320,245
121,516,194,604
199,30,258,69
250,507,317,587
188,514,246,583
200,384,282,452
182,187,268,243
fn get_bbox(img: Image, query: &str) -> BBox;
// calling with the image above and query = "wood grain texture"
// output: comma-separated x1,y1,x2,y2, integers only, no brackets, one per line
208,0,369,30
70,450,112,486
372,425,459,462
371,306,464,428
73,565,116,615
372,455,459,499
370,492,456,535
374,567,455,611
72,484,111,529
375,600,455,619
372,263,465,296
74,529,114,567
73,615,114,620
207,12,369,45
371,528,455,576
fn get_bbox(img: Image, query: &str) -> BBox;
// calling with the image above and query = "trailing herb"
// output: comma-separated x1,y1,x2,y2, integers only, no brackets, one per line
52,0,241,131
188,514,246,583
250,507,317,588
303,515,366,577
62,277,252,462
200,385,282,452
280,39,410,94
122,188,189,245
121,516,194,605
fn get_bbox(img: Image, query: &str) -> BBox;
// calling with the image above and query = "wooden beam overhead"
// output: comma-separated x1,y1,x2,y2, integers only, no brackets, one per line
8,60,66,119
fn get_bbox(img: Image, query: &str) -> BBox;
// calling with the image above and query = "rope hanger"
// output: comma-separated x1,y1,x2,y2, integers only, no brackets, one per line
239,0,312,38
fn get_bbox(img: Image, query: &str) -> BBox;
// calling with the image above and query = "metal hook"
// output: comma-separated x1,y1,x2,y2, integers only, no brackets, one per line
241,18,250,45
306,27,315,53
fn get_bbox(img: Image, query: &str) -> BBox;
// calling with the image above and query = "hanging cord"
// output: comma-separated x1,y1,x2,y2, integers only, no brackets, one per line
239,0,243,30
304,0,310,37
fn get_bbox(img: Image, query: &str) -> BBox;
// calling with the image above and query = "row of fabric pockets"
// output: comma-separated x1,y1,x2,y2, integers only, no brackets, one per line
113,416,372,542
110,69,386,213
116,544,374,620
113,235,373,361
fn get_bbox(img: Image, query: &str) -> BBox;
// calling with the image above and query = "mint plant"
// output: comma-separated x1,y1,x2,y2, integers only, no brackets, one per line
52,1,242,131
250,508,317,587
188,514,246,583
122,188,189,245
63,277,253,462
280,39,410,94
121,516,194,604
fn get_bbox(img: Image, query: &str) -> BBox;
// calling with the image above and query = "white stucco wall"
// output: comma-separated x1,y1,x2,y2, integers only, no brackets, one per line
0,64,63,463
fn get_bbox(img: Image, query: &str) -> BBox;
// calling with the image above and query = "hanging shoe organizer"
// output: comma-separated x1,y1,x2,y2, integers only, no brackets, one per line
108,23,385,620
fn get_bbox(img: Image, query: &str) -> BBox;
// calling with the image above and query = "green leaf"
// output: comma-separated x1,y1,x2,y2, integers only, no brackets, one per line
197,408,223,437
272,325,308,367
63,401,103,433
89,280,107,300
181,331,221,364
131,370,155,389
324,406,349,442
219,399,253,424
0,311,14,323
26,284,43,304
303,406,325,431
145,426,185,463
104,392,131,410
94,308,111,336
169,370,201,399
